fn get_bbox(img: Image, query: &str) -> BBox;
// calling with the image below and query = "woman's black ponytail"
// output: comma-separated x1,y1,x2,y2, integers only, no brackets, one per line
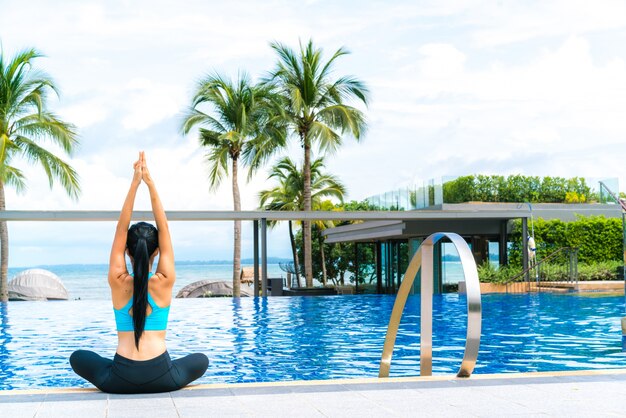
127,222,159,349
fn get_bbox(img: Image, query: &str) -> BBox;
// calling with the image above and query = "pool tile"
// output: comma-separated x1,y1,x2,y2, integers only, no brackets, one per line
370,397,468,418
107,392,174,400
44,391,108,402
347,380,453,391
235,392,325,418
0,393,46,404
107,394,177,417
36,400,106,418
174,395,255,416
353,387,424,403
229,385,295,396
172,387,235,397
1,370,626,417
287,383,350,393
0,402,44,418
434,386,533,416
300,391,379,412
176,407,250,418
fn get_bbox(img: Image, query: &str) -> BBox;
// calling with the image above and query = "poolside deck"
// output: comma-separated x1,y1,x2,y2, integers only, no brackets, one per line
1,369,625,417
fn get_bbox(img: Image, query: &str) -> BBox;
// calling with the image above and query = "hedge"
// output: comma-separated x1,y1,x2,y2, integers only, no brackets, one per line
443,174,594,204
508,215,622,266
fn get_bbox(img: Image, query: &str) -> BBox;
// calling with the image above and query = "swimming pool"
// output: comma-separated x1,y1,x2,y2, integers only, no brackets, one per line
1,293,625,390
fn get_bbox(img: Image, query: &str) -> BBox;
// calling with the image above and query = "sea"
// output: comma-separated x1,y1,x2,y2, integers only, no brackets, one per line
7,262,287,300
7,260,467,301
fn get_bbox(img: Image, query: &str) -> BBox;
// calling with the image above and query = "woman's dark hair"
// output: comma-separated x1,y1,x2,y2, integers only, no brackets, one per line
127,221,159,348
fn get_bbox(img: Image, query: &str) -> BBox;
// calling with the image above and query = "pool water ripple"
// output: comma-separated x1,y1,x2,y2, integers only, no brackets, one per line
1,293,626,389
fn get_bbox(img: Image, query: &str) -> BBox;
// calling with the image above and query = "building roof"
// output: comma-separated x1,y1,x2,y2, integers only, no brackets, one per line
323,203,622,243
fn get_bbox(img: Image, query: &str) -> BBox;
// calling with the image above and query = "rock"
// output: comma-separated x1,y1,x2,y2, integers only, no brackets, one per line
176,280,254,298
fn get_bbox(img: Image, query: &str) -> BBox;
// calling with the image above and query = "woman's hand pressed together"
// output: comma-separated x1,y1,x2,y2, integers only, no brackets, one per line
132,152,143,187
140,151,155,187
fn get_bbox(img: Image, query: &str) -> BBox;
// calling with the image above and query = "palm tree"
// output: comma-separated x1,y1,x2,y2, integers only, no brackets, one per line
265,39,368,287
259,156,345,287
0,48,81,302
181,72,284,297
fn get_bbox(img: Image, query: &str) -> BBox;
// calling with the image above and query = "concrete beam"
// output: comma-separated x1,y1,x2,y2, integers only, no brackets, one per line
0,209,532,222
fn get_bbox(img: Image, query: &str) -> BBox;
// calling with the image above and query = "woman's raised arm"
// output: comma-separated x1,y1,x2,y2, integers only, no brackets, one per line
141,152,175,284
108,154,142,283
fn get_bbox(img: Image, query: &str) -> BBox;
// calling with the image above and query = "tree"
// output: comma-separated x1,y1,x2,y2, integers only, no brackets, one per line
181,72,284,297
265,39,368,287
0,48,80,301
312,200,337,286
259,156,346,287
297,201,383,288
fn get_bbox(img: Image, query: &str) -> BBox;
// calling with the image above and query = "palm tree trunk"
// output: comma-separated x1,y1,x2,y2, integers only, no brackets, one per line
288,221,302,287
0,182,8,302
320,234,327,286
232,158,242,298
302,137,313,287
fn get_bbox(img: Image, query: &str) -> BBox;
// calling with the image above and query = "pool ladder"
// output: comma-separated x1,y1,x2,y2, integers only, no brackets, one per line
378,232,482,378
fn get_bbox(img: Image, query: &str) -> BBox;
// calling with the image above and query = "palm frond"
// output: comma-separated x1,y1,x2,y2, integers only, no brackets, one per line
316,105,366,140
0,164,27,193
2,50,58,126
180,108,227,135
13,135,80,199
205,145,229,190
198,128,225,148
317,46,350,85
5,49,43,82
312,173,347,202
242,124,286,180
270,41,302,84
308,121,341,153
316,75,369,108
12,112,79,154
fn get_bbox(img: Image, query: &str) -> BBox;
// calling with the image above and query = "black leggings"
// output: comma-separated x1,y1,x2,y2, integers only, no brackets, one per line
70,350,209,394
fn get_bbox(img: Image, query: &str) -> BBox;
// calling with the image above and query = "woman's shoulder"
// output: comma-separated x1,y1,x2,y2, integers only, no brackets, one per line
151,270,175,284
108,269,132,287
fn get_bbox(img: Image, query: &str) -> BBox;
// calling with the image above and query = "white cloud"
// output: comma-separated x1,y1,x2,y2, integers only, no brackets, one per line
57,99,109,129
417,43,466,79
120,78,187,131
470,0,626,47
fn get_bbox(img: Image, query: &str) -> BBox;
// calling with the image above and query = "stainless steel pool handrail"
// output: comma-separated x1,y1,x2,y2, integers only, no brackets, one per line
378,232,482,378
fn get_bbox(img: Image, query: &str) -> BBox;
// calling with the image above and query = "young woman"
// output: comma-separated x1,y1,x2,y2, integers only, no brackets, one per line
70,152,208,393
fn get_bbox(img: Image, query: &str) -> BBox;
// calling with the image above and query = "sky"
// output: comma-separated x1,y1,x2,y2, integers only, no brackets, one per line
1,0,626,266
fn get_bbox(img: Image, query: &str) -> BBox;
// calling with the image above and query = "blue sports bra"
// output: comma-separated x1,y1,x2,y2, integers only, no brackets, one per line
113,273,170,332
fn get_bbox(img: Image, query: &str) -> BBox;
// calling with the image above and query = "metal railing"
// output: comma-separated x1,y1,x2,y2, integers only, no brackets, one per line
507,247,579,292
378,232,482,378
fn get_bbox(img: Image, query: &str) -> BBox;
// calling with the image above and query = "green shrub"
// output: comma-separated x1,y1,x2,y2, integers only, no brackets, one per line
577,261,623,281
497,261,623,282
509,216,622,266
479,260,624,283
477,262,518,284
443,174,592,204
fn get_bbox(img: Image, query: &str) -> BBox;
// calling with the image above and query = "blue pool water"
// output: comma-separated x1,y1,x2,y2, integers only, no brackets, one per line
1,293,625,390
